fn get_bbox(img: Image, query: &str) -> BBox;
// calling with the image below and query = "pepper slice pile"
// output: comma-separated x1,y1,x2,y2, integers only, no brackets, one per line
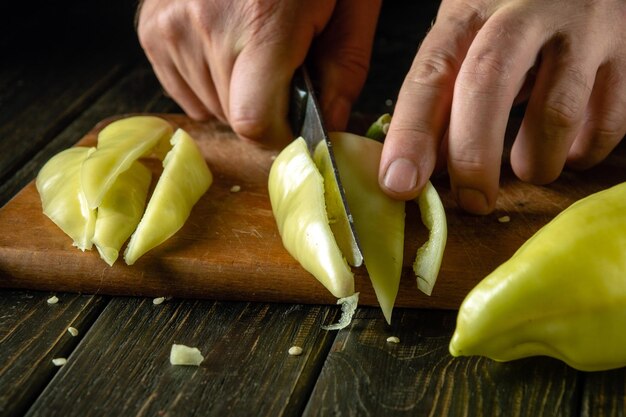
450,182,626,371
268,131,447,324
36,116,212,266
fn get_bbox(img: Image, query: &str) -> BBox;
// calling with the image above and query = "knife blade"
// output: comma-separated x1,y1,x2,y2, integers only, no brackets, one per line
289,66,363,267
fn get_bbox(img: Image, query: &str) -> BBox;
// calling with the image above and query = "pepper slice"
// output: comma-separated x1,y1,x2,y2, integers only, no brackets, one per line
414,181,447,296
327,132,405,324
449,182,626,371
124,128,213,265
36,147,96,251
91,161,152,266
269,132,447,322
81,116,173,209
268,137,354,298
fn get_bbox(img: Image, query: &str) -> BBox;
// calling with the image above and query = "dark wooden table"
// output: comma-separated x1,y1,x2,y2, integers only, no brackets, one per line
1,1,624,416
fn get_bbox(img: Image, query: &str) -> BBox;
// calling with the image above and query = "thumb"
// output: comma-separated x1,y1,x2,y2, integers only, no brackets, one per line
313,0,382,131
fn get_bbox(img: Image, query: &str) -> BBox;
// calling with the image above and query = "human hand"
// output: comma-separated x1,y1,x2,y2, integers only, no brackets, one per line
379,0,626,214
137,0,381,148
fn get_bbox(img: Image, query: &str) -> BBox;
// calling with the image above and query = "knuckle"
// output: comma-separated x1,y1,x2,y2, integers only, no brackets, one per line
185,1,212,35
542,92,583,130
333,45,371,80
458,52,513,95
229,112,271,142
242,1,283,38
149,8,185,45
408,47,459,90
592,105,626,141
449,153,489,175
456,14,532,96
541,66,590,129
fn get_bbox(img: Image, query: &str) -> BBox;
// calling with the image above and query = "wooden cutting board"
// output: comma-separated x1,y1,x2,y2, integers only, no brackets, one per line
1,114,624,310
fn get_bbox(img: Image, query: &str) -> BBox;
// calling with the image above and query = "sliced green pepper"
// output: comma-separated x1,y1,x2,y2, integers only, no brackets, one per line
329,132,405,323
92,161,152,266
268,137,355,298
124,128,213,265
36,147,96,251
81,116,173,209
449,182,626,371
269,132,447,322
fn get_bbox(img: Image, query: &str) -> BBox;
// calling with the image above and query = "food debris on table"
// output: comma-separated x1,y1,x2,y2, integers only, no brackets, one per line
67,327,79,337
288,346,303,356
47,296,59,305
52,358,67,366
386,336,400,344
152,297,166,305
322,293,360,331
498,215,511,223
230,185,241,193
170,344,204,366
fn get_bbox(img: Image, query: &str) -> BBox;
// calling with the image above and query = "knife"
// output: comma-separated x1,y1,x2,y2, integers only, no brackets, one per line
289,66,363,268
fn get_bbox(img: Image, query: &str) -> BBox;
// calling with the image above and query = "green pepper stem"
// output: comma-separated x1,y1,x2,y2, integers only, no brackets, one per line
365,113,392,142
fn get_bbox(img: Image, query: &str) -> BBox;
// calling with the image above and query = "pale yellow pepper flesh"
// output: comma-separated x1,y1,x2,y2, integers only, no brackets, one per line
268,137,355,298
124,128,213,265
37,116,212,267
414,181,447,296
36,147,96,251
328,132,405,324
92,161,152,266
269,132,447,322
81,116,173,209
450,182,626,371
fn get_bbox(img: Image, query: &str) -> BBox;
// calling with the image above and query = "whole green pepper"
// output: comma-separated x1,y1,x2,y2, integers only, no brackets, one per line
449,182,626,371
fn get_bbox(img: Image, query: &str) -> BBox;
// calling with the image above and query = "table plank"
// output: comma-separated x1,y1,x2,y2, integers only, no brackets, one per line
303,308,581,416
0,290,108,417
581,371,626,417
0,65,178,206
24,298,338,417
0,38,133,189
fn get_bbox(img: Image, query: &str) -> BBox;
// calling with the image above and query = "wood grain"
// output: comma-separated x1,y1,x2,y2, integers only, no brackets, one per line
24,298,338,417
303,308,581,416
0,291,107,417
1,115,625,310
0,67,179,206
581,371,626,417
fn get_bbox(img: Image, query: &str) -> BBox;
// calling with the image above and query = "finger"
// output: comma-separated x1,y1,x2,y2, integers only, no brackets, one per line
202,40,235,123
312,0,382,131
171,50,228,122
448,7,546,214
152,61,212,121
171,37,228,122
229,37,306,147
567,61,626,170
379,2,484,200
511,35,598,184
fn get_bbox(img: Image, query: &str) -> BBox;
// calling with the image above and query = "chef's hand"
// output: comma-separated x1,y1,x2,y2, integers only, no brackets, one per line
137,0,381,148
380,0,626,214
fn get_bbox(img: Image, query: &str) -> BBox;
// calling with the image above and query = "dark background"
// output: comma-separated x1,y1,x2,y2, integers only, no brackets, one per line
0,1,441,117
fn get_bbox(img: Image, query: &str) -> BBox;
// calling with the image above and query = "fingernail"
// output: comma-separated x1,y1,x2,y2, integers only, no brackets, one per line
383,158,418,193
457,188,490,214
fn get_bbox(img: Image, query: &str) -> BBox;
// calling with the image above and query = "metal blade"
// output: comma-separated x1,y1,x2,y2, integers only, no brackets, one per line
289,66,363,267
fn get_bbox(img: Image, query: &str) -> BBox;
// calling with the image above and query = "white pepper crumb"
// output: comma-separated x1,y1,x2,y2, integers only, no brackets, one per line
67,327,79,337
52,358,67,366
47,296,59,305
152,297,166,305
288,346,303,356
